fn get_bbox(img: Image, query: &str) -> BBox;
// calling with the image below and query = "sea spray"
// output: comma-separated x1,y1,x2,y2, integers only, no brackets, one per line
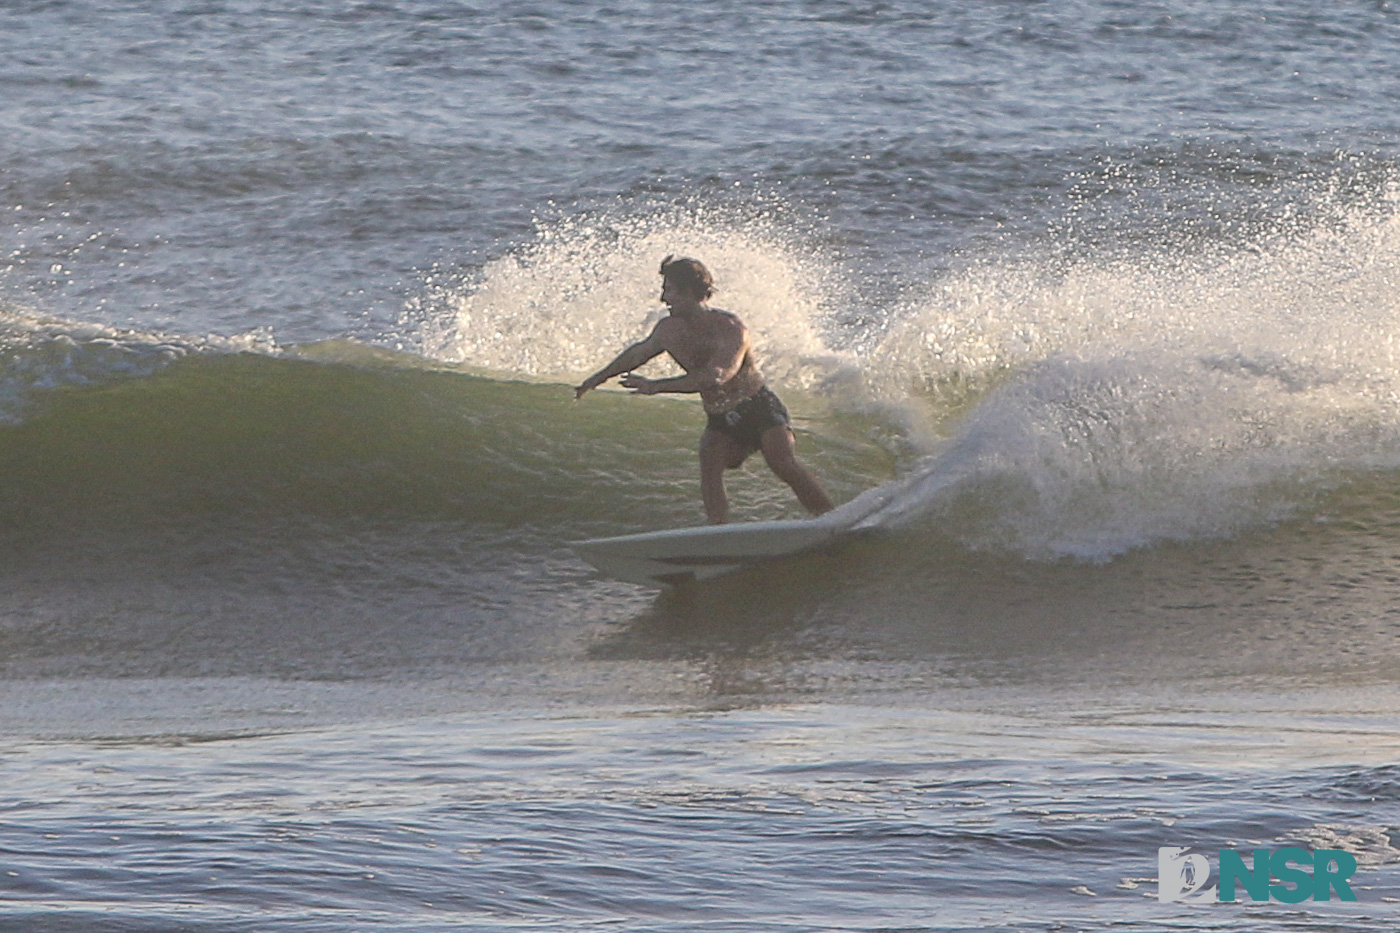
407,204,855,391
858,198,1400,558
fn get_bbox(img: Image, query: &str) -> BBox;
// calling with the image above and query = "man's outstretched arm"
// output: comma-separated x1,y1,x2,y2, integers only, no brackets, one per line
574,328,665,398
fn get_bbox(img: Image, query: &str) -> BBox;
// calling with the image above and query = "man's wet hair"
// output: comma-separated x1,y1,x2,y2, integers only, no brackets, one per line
659,255,715,300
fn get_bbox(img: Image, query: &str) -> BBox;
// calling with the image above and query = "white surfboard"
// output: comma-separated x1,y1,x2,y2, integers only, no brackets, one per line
572,490,890,587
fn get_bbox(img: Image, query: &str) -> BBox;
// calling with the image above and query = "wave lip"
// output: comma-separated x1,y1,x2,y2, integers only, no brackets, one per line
859,351,1393,560
0,306,277,425
854,202,1400,560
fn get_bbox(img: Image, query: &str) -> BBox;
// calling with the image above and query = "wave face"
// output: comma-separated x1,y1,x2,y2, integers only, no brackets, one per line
10,180,1400,577
0,335,687,530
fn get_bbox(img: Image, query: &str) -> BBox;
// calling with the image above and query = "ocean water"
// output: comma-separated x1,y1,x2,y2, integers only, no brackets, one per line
4,1,1400,929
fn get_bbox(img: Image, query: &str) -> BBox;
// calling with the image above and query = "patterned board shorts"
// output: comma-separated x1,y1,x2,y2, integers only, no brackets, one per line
705,386,791,463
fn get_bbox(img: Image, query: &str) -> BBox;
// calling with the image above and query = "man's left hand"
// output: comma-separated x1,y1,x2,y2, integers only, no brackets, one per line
619,373,656,395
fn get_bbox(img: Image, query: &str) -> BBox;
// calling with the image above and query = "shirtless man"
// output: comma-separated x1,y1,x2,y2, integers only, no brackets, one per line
574,256,834,524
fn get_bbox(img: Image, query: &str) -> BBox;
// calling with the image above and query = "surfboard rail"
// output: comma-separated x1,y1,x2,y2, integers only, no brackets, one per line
572,517,844,586
572,488,894,587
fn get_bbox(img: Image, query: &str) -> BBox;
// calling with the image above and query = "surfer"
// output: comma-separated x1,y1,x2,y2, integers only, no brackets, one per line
574,256,835,524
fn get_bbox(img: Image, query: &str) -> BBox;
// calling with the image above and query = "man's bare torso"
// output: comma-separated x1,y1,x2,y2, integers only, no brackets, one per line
655,307,765,414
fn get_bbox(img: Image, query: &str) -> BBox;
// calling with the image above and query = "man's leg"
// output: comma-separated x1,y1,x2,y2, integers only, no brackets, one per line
760,425,834,516
699,428,744,524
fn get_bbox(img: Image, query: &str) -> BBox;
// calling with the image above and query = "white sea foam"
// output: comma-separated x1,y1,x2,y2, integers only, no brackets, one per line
411,206,851,390
858,201,1400,558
